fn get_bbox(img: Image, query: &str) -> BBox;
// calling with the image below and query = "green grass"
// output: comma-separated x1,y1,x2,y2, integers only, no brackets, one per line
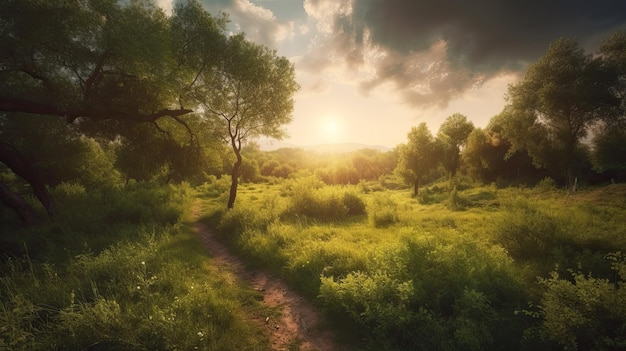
0,182,270,351
4,178,625,351
207,179,626,351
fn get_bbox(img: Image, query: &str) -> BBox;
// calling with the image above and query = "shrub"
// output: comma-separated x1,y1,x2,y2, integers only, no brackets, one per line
536,254,626,350
283,176,364,221
342,191,367,216
319,237,524,350
535,176,558,191
368,194,399,228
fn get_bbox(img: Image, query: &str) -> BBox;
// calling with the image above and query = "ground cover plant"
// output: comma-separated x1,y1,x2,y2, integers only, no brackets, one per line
206,177,626,351
0,182,270,351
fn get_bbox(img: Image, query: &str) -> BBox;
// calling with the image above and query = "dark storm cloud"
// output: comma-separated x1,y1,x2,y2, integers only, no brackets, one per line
354,0,626,72
303,0,626,108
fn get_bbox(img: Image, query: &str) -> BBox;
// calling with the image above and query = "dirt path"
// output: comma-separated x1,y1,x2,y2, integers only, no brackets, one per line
192,214,340,351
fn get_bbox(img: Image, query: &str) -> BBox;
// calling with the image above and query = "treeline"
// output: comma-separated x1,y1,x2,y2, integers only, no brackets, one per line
396,33,626,193
238,145,397,185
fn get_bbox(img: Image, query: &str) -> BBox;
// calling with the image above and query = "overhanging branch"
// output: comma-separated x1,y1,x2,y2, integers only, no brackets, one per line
0,96,193,123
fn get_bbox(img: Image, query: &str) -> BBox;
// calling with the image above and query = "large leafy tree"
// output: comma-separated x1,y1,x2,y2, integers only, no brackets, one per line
396,123,440,195
591,31,626,175
437,113,474,178
198,34,299,209
0,0,233,220
504,37,619,188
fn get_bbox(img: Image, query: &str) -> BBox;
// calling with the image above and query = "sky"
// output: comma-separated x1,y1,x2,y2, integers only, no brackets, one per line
157,0,626,148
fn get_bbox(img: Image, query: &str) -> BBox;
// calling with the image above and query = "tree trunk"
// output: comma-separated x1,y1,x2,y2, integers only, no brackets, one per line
414,177,419,196
227,154,242,209
0,142,55,216
0,182,38,223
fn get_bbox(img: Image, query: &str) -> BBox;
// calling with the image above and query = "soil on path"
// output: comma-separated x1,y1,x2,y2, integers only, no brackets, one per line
192,214,341,351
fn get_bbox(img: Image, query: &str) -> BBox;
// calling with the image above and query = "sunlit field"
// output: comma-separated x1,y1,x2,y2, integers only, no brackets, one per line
202,176,626,350
2,175,625,350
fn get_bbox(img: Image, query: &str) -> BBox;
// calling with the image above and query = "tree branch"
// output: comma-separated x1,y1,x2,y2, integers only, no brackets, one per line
0,96,193,123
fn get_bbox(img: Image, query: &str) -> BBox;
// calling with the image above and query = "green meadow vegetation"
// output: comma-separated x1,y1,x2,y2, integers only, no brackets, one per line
203,176,626,351
3,176,626,350
1,182,270,351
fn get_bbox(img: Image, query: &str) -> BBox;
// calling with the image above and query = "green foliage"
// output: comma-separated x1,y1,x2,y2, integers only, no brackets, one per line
537,254,626,350
282,176,366,222
592,127,626,172
200,179,626,351
437,113,474,177
0,183,267,351
367,194,399,228
493,196,563,261
319,236,524,350
342,191,367,216
535,176,558,191
396,123,440,194
446,186,470,211
503,37,619,187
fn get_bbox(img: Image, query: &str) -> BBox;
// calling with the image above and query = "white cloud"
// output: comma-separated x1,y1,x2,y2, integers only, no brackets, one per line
209,0,296,48
155,0,173,14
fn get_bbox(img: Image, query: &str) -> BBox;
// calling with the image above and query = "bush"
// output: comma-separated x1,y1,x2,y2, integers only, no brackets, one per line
342,191,367,216
319,237,525,350
368,194,399,228
283,177,367,221
535,177,558,191
536,253,626,350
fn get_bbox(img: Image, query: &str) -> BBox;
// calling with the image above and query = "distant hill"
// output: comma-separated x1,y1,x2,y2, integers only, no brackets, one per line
258,140,392,153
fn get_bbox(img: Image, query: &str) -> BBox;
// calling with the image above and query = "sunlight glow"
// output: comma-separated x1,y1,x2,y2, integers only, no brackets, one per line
318,116,344,142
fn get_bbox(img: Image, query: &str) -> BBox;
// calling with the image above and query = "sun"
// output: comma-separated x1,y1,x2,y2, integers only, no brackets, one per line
319,116,344,142
322,120,340,135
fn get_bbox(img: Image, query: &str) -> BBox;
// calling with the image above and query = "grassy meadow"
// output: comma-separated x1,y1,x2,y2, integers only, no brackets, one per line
2,176,626,350
204,176,626,351
1,182,270,351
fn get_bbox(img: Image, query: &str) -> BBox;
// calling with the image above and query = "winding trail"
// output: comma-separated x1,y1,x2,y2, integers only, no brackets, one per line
192,209,340,351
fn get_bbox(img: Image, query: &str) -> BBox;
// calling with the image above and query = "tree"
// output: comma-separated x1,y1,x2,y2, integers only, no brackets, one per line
598,31,626,128
464,113,542,185
462,128,494,183
396,123,439,195
504,37,618,188
0,0,233,220
590,31,626,177
437,113,474,178
199,34,298,209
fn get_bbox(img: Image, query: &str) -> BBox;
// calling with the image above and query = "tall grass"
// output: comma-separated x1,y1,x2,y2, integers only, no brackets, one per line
206,180,626,351
0,182,269,350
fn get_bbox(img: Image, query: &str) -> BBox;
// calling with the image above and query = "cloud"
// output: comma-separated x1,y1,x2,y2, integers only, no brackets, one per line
200,0,295,48
300,0,626,107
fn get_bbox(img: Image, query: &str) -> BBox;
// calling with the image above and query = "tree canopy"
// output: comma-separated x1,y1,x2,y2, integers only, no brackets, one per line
437,113,474,177
0,0,298,219
503,38,619,187
396,123,440,195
